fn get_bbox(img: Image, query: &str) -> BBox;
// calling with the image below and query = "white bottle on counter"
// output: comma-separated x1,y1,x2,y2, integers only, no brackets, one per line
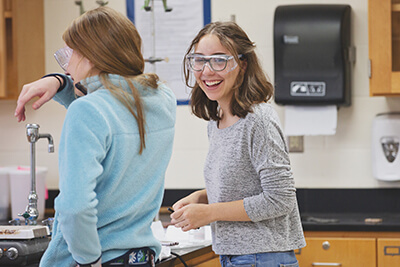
371,113,400,181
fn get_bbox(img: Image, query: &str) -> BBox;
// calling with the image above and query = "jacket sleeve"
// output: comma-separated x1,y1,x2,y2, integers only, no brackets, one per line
52,73,77,108
243,109,297,222
55,97,110,264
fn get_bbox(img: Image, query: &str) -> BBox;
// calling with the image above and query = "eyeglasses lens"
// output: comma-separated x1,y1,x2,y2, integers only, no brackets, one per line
189,56,228,72
210,57,228,71
54,47,73,71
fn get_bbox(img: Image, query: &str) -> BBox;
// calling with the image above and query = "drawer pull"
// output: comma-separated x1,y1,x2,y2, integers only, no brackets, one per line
312,263,342,266
322,241,330,250
384,246,400,256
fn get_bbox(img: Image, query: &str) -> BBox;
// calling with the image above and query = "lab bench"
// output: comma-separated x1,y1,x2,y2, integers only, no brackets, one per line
156,245,219,267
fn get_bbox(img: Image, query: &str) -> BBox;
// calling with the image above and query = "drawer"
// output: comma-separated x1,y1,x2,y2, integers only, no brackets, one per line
295,237,376,267
377,238,400,267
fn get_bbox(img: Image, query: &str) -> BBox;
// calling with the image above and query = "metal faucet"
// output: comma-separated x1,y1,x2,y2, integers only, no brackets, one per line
19,124,54,225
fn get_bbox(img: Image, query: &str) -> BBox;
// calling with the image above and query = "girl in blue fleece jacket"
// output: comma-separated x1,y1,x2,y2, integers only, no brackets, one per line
15,7,176,267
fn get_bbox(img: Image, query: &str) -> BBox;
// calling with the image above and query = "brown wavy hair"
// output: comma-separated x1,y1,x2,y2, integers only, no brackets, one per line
63,6,159,154
183,21,274,121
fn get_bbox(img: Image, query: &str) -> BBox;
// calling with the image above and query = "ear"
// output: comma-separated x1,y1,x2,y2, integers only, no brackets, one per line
240,60,247,73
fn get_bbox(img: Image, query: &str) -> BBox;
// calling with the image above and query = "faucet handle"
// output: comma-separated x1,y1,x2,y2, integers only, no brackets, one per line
18,211,31,225
18,205,38,225
8,218,22,226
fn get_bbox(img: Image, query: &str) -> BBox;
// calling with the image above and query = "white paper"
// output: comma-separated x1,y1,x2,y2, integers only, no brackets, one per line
284,105,337,136
151,220,165,241
134,0,205,102
164,225,212,250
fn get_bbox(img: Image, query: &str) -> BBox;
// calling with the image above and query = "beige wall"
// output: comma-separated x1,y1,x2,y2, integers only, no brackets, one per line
1,0,399,190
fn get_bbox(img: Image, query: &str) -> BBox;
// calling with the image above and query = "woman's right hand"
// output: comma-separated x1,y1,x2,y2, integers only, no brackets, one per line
171,190,209,231
15,76,60,122
172,189,208,211
172,195,196,211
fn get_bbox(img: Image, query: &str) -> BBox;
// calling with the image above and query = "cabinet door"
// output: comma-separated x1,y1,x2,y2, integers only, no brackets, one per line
0,0,44,100
194,257,220,267
377,238,400,266
296,237,376,267
369,0,400,96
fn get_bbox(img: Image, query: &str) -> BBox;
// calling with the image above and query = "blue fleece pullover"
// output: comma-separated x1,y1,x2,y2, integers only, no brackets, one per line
39,74,176,266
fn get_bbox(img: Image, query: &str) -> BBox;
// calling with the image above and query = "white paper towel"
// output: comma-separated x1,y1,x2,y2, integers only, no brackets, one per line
284,105,337,136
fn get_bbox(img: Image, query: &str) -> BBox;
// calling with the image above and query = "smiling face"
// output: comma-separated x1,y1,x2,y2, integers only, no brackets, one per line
193,34,241,109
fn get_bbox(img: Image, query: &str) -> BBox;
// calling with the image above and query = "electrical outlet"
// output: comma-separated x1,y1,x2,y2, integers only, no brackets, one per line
288,136,304,153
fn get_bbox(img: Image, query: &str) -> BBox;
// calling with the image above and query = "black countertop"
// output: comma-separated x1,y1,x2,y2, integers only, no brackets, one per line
296,188,400,232
161,188,400,232
301,212,400,231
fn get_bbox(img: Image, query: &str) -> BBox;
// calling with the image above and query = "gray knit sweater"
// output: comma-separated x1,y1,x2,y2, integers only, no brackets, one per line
204,103,306,255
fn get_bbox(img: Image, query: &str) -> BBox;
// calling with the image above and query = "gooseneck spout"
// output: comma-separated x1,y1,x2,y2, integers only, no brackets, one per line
20,124,54,225
39,133,54,153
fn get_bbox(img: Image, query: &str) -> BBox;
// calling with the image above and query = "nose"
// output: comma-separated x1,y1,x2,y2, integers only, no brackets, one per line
202,62,215,74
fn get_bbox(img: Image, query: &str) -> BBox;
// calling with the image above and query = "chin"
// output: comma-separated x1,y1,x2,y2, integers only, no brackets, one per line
204,92,219,102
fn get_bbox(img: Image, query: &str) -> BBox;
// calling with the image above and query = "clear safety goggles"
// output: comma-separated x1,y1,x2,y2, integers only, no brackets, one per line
54,46,73,71
186,54,242,73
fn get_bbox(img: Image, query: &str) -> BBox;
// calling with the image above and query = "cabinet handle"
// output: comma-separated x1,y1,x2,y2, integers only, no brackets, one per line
368,59,372,78
384,246,400,256
312,263,342,266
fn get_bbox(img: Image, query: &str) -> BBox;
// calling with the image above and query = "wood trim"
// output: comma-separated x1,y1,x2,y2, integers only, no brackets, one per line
393,4,400,12
391,72,400,94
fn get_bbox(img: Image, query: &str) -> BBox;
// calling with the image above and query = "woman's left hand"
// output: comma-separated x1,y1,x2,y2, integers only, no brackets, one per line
170,204,212,231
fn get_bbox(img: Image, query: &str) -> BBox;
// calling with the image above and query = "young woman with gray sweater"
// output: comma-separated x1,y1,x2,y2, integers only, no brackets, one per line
170,21,306,267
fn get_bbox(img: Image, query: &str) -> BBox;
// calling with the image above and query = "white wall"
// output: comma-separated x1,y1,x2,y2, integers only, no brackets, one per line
0,0,399,190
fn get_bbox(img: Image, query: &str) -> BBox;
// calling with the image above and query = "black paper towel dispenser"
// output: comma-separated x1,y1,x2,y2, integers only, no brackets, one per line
273,5,353,106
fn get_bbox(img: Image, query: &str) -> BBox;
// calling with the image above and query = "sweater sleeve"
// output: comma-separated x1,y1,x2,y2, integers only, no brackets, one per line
52,74,77,108
55,97,110,264
243,108,297,222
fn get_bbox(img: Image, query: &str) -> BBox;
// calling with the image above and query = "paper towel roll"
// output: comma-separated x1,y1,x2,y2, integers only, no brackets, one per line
284,105,337,136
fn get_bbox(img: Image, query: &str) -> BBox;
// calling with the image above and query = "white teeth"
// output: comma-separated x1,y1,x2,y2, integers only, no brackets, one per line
205,80,222,86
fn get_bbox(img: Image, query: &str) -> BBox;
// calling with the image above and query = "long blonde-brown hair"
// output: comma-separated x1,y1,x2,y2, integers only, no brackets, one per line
63,6,157,154
184,21,274,121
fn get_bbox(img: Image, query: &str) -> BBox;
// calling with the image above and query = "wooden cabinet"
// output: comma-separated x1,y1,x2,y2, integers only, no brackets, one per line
377,238,400,266
295,237,376,266
368,0,400,96
156,246,220,267
0,0,44,99
193,257,220,267
298,232,400,267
